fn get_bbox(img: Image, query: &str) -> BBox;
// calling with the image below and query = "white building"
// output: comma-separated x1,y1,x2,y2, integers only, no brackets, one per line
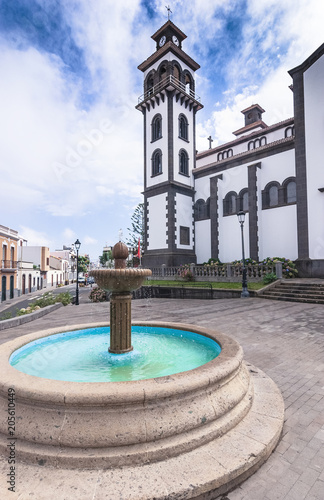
137,20,324,278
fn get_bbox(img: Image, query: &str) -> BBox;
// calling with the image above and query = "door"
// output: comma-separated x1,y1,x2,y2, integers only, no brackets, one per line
1,276,6,302
10,276,14,299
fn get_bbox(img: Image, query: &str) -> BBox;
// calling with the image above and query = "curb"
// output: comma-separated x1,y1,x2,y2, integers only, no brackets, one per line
0,302,63,331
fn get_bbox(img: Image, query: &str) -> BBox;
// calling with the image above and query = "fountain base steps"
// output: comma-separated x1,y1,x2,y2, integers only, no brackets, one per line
0,365,283,500
0,321,284,499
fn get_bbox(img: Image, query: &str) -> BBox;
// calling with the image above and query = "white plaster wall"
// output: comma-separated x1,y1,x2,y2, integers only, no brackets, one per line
195,149,297,262
173,99,194,187
220,213,250,263
147,194,168,249
146,104,168,188
20,247,42,266
259,149,295,187
257,150,297,259
175,193,194,249
304,54,324,259
195,220,211,263
194,176,212,203
258,205,297,259
218,166,249,262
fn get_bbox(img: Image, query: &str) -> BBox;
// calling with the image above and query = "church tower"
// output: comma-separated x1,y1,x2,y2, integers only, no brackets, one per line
136,20,203,267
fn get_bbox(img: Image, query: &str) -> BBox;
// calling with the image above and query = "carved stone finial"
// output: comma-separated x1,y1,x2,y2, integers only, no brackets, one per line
112,241,129,269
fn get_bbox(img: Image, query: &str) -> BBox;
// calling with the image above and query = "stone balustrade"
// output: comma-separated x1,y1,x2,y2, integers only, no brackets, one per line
149,262,282,282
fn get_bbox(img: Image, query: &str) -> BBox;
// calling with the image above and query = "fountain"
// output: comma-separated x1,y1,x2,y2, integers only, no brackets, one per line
0,242,284,499
89,241,152,353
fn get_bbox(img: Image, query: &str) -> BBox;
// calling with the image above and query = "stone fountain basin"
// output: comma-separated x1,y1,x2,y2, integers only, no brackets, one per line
0,321,256,469
89,268,152,292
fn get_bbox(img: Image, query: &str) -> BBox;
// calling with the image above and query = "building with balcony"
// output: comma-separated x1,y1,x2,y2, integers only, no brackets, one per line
0,225,24,302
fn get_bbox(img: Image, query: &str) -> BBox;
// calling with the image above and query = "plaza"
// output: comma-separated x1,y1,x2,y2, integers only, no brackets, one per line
0,291,323,499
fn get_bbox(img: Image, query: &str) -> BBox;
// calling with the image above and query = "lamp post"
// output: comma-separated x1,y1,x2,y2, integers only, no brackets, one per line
237,211,250,298
75,239,81,305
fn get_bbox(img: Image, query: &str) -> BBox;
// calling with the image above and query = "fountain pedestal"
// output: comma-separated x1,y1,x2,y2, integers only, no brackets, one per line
109,292,133,353
89,241,152,354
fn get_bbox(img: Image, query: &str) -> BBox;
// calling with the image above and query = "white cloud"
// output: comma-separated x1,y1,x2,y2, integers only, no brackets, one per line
83,236,98,245
196,0,324,149
19,226,53,247
62,228,77,242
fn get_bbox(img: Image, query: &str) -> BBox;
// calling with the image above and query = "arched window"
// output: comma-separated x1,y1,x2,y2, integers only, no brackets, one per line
151,114,162,142
179,149,189,176
223,192,237,216
184,73,193,96
194,198,210,221
238,189,249,212
243,191,249,211
159,65,167,81
260,136,267,146
283,178,297,204
228,149,233,157
285,126,294,138
146,75,154,96
217,152,223,161
194,199,205,220
179,114,188,141
254,139,260,148
286,181,296,203
173,64,180,81
269,185,279,207
248,141,254,151
152,149,162,176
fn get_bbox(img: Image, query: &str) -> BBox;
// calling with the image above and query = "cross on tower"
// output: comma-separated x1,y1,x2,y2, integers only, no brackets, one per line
166,5,172,20
207,135,213,149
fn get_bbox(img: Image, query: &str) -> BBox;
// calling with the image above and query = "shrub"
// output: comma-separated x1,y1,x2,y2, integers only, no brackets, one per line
89,287,107,302
0,311,13,321
261,257,298,279
203,258,223,266
30,291,72,309
55,292,72,306
263,272,277,285
178,265,195,282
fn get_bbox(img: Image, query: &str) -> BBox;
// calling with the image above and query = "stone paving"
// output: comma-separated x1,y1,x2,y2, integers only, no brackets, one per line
0,292,324,499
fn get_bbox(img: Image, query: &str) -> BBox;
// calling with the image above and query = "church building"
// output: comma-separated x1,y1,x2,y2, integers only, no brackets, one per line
136,20,324,278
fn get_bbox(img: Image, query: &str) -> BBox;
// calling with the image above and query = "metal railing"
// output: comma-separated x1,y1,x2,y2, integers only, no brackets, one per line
138,75,200,104
1,260,18,269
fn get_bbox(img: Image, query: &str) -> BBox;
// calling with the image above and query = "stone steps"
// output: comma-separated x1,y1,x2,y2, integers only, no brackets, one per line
261,281,324,304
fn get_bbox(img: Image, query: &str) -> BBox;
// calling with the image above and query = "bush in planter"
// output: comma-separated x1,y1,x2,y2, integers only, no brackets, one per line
178,265,195,282
261,257,298,279
263,272,277,285
202,258,223,266
89,286,107,302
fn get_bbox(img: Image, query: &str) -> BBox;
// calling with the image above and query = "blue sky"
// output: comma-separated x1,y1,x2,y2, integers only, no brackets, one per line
1,0,323,261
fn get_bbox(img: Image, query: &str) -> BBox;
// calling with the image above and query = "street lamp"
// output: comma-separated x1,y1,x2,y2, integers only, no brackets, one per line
75,239,81,305
237,211,250,298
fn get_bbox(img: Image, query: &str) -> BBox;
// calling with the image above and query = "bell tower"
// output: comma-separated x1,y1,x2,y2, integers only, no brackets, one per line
136,20,203,267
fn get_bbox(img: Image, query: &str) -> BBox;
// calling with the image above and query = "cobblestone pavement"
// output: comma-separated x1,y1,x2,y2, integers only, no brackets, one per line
1,295,324,500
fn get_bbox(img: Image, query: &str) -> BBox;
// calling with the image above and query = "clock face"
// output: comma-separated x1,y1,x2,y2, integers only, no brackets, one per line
159,35,166,47
172,35,179,46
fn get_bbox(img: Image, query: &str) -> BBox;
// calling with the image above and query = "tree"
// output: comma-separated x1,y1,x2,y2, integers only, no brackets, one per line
99,250,112,267
78,255,90,274
126,203,144,251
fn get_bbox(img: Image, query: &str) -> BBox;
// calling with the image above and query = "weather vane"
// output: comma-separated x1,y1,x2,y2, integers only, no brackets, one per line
166,5,172,20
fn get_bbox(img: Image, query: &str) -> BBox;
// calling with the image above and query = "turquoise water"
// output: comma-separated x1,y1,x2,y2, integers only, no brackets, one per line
9,326,221,382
